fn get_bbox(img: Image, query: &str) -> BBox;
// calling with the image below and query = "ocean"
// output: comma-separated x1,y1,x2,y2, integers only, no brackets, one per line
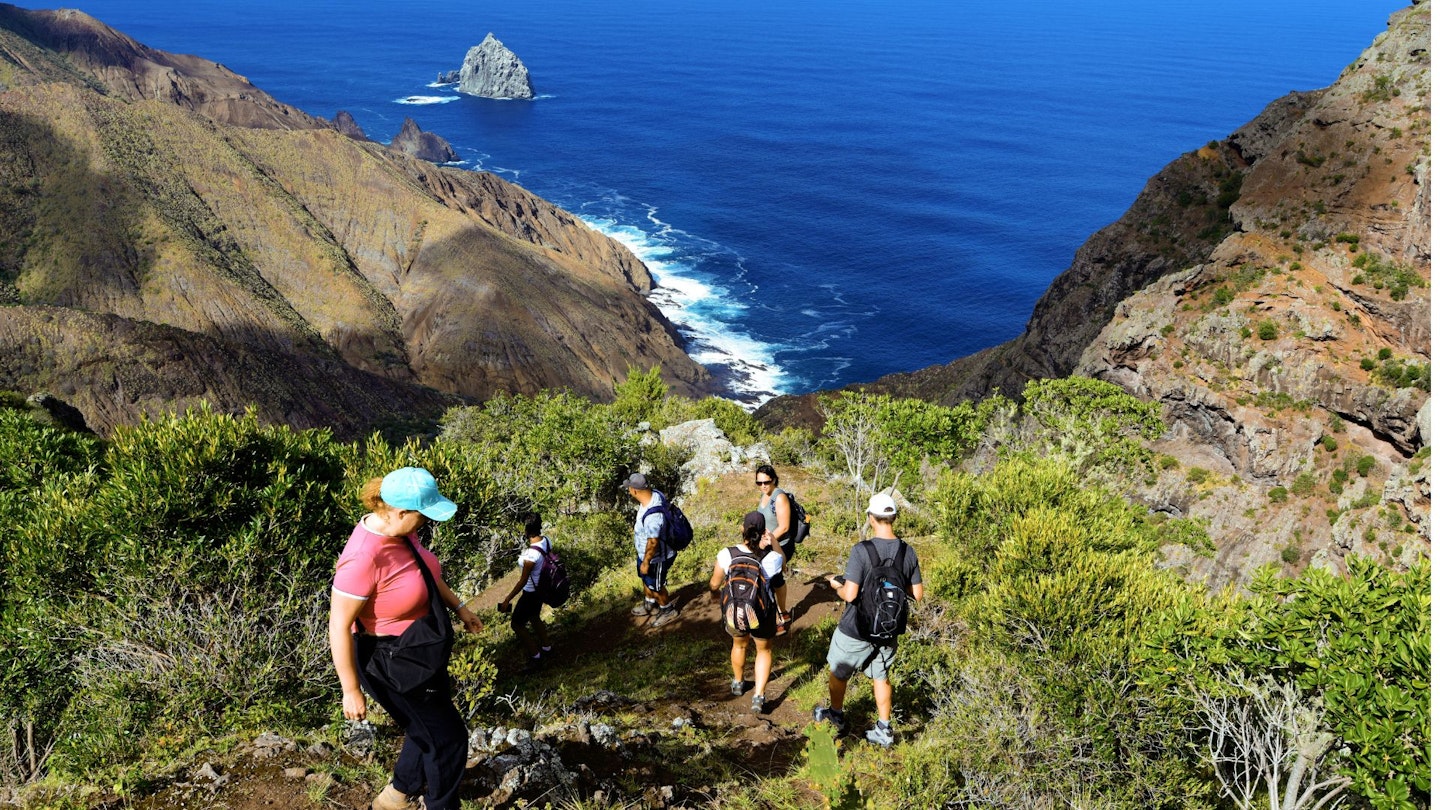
65,0,1396,403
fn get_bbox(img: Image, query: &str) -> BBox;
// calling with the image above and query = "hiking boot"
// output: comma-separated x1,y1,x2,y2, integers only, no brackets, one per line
751,693,766,714
812,706,845,733
522,654,544,673
730,679,745,696
371,783,413,810
649,606,679,627
631,601,657,616
865,722,895,747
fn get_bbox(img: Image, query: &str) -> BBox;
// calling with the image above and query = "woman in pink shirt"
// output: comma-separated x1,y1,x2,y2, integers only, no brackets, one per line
328,467,483,810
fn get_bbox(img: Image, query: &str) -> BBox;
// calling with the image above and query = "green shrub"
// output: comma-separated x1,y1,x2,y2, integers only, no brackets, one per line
1256,319,1279,340
945,485,1215,805
1268,486,1288,503
1355,455,1377,477
3,406,359,780
439,390,637,517
1351,253,1426,301
819,390,998,491
1291,472,1317,496
1210,561,1429,808
768,425,818,467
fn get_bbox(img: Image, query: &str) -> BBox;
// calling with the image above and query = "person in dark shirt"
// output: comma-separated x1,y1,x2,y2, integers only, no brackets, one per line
814,492,923,747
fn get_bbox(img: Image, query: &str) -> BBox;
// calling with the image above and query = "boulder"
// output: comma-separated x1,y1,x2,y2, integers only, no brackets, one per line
658,419,769,491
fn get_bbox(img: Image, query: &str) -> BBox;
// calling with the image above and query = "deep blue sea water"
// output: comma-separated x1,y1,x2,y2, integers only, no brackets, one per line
63,0,1396,402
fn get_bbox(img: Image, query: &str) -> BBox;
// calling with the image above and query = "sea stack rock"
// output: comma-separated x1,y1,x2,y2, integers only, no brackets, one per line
332,110,368,140
388,117,458,163
455,33,535,100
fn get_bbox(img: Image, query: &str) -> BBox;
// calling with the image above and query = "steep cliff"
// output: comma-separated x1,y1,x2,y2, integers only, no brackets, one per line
1077,2,1429,584
0,6,711,438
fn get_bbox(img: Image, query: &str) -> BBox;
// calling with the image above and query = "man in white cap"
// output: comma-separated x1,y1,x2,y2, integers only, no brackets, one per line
814,491,923,747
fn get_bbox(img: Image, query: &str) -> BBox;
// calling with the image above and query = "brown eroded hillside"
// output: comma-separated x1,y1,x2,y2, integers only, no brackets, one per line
1077,2,1430,584
0,4,712,438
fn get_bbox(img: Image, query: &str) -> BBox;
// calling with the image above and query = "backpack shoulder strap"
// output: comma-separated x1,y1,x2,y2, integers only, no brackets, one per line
861,539,881,569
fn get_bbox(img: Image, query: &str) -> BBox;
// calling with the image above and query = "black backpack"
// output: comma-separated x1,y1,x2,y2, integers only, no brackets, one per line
532,539,571,608
643,491,695,552
855,539,911,643
784,491,810,546
721,546,776,635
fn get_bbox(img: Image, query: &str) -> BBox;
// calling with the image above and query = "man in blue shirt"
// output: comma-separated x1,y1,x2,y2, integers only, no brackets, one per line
624,472,680,628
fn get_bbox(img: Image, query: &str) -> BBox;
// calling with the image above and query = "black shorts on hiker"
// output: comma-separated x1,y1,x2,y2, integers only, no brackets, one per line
510,590,544,633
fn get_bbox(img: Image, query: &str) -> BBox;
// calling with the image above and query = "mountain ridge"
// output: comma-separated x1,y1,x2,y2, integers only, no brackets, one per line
0,3,712,439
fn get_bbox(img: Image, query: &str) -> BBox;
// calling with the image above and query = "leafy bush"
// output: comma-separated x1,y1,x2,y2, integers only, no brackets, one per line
439,390,637,517
1155,560,1430,809
1351,253,1426,301
927,458,1216,806
0,406,359,781
819,391,998,491
1015,377,1163,475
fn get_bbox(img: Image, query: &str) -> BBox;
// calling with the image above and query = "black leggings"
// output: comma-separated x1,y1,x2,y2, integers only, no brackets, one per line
355,635,468,810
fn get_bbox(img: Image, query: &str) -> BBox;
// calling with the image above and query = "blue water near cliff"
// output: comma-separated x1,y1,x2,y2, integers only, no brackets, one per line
69,0,1394,403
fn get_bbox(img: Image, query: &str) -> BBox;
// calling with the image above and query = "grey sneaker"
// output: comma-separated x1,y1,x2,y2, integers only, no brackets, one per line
812,706,845,733
631,601,657,616
649,606,680,627
730,679,745,696
865,722,895,747
751,693,765,714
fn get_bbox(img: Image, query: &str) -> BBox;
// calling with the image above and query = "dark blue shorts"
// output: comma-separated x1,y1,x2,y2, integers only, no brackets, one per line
637,552,676,592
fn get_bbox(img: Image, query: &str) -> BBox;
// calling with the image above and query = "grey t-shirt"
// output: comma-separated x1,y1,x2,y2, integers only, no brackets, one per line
759,487,789,532
837,537,922,643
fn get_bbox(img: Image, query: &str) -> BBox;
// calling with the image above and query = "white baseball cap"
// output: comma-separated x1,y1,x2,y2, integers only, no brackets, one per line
866,492,897,517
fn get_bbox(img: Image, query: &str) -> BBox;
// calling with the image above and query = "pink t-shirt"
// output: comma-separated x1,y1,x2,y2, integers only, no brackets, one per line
332,519,444,636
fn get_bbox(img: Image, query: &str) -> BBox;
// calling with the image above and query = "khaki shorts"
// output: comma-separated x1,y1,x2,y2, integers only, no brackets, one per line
826,630,895,681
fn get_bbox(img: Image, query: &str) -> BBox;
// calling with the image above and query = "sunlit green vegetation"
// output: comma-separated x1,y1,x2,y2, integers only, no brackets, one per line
0,373,1426,809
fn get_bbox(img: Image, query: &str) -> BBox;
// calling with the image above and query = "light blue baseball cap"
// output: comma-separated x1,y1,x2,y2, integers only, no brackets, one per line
380,467,457,522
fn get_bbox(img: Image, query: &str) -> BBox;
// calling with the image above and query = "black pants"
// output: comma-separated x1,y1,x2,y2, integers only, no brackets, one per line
356,634,468,810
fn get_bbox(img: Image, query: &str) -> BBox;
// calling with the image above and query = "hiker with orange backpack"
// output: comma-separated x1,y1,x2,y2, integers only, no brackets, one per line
710,511,786,714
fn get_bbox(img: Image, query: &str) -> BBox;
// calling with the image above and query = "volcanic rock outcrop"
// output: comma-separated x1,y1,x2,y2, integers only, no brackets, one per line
451,33,535,100
389,116,458,163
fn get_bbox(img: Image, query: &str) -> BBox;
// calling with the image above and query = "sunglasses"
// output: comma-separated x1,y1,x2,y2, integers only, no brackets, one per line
755,479,773,486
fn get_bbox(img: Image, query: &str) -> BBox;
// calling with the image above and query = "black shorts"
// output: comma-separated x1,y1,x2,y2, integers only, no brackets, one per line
510,590,544,632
